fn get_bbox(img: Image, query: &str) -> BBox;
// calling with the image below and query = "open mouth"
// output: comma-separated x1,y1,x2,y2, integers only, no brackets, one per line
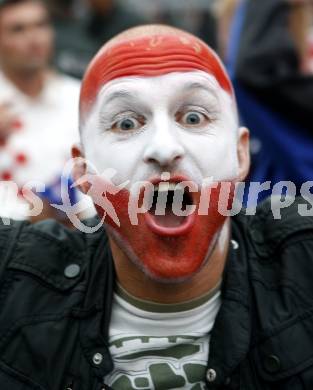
145,181,196,236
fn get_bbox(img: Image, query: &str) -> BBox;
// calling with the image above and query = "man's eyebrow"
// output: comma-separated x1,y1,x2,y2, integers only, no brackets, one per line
102,90,136,104
181,82,218,97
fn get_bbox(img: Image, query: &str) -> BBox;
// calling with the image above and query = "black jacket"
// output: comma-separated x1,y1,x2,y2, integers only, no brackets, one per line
0,198,313,389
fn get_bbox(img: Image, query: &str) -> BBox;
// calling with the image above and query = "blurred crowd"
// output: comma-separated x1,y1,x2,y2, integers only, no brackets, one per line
49,0,218,79
0,0,312,224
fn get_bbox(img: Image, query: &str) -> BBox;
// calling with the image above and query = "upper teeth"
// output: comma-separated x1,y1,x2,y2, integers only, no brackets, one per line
154,182,184,192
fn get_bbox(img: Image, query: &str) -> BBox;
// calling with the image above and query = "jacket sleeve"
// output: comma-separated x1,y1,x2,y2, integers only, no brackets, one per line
235,0,313,129
0,221,26,284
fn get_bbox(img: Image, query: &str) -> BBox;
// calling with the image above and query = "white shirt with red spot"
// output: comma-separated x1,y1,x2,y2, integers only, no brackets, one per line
0,71,94,220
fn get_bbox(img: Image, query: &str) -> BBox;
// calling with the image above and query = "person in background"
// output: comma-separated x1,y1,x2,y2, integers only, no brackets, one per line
156,5,218,50
217,0,313,202
53,0,146,79
0,0,94,223
215,0,240,60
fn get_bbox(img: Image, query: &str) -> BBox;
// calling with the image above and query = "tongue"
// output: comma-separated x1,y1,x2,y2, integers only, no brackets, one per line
152,206,186,228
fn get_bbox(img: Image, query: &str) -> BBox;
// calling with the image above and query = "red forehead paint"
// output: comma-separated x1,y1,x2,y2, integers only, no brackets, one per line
80,34,233,122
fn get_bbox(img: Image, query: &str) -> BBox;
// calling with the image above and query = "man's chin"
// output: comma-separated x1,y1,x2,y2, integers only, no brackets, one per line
106,224,219,284
18,60,48,74
94,180,231,283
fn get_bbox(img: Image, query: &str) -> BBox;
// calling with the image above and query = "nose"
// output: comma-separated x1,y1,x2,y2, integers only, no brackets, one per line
143,118,185,168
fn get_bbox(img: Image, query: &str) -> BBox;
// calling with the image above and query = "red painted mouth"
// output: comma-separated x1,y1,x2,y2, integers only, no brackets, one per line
144,176,197,236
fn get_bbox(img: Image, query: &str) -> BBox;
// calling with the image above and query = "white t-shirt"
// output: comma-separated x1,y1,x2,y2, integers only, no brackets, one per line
0,71,94,219
105,283,222,389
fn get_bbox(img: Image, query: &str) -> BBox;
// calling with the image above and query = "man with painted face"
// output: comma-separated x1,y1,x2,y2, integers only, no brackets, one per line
0,24,312,390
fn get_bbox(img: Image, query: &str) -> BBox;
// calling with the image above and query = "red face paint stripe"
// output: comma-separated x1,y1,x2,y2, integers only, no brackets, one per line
80,34,233,122
92,180,234,280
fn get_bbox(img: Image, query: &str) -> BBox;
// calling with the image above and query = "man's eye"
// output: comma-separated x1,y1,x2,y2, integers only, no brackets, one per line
120,118,137,131
10,24,26,34
113,117,142,132
180,111,208,127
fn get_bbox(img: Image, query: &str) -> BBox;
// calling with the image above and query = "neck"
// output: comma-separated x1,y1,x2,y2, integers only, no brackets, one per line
2,67,49,98
109,219,230,304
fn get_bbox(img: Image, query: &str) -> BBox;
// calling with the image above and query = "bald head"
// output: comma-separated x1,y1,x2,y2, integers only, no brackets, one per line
79,24,233,128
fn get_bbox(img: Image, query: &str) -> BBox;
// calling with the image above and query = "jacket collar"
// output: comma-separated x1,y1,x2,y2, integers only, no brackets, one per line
74,228,115,378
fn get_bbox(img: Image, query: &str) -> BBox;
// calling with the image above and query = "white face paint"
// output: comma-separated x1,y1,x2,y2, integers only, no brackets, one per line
81,71,239,187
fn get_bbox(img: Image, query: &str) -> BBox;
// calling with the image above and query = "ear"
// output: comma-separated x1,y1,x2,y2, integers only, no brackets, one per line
71,143,90,195
236,127,250,181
